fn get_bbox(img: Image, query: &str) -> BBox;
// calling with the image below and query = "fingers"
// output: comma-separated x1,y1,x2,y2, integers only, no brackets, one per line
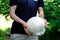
44,19,47,27
22,22,31,35
24,27,31,35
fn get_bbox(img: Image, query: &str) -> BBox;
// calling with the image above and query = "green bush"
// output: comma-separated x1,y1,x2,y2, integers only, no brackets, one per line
0,28,11,37
0,28,11,40
0,0,9,18
38,0,60,40
0,37,5,40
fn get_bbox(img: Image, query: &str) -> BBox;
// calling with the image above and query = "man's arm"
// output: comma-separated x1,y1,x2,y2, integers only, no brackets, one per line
38,7,44,18
10,5,26,25
38,7,47,27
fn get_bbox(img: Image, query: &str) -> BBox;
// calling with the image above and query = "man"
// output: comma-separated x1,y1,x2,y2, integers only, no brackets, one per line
9,0,47,40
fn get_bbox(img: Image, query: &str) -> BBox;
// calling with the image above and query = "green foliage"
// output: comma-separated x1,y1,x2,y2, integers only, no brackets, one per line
0,0,9,18
0,28,11,40
44,0,60,30
0,37,5,40
38,0,60,40
0,28,11,37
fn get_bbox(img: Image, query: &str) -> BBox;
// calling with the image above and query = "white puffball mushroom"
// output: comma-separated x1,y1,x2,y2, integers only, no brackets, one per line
27,17,46,36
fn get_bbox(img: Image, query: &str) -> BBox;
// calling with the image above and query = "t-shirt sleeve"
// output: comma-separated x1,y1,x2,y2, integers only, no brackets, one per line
9,0,17,6
38,0,44,7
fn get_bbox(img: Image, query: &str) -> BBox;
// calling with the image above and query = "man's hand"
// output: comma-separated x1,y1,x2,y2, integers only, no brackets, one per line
22,22,31,35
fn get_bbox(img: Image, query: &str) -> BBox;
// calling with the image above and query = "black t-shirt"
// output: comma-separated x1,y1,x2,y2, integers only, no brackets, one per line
9,0,44,34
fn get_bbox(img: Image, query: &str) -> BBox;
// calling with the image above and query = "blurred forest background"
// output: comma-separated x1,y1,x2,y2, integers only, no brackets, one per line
0,0,60,40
